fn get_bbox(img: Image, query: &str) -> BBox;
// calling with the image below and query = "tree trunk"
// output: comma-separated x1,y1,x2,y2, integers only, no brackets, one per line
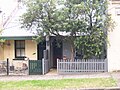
70,43,75,61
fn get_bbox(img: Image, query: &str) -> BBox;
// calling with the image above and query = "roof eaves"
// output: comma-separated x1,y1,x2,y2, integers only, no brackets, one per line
0,36,36,40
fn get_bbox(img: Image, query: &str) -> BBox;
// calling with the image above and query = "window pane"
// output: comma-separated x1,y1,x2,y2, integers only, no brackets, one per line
20,49,25,56
16,41,20,48
16,49,21,57
20,41,25,48
16,40,25,48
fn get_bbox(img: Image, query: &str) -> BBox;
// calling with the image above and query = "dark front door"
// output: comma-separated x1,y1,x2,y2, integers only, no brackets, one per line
37,41,46,60
52,40,62,68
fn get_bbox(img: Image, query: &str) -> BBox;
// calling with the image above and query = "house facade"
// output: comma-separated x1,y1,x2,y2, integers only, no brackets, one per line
0,35,72,69
0,37,37,61
0,1,72,70
0,4,38,69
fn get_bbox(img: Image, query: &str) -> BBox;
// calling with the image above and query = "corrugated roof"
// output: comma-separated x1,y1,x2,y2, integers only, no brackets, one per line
0,3,35,38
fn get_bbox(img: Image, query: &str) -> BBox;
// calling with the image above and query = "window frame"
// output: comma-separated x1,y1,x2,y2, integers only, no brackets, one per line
15,40,25,59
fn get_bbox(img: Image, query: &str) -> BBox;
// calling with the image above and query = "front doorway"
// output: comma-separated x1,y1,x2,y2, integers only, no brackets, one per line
52,39,63,68
37,41,46,60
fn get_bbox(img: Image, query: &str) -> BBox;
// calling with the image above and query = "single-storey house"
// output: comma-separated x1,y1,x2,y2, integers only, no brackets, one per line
0,0,120,74
0,3,73,71
0,29,73,69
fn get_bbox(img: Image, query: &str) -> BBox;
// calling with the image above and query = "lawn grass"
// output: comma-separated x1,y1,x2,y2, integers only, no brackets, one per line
0,78,117,90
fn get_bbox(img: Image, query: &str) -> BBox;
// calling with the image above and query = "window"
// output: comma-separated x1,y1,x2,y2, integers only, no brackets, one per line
15,40,25,59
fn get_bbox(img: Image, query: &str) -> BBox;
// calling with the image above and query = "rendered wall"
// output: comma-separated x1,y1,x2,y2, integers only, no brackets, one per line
1,40,37,61
0,45,4,60
3,40,14,61
25,40,37,60
107,2,120,72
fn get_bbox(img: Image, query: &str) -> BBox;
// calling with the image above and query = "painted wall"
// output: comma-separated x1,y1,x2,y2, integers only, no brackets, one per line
3,40,14,61
0,45,4,60
25,40,37,60
0,40,37,61
107,2,120,72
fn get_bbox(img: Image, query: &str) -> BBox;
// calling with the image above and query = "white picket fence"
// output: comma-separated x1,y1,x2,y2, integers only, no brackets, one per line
57,59,108,74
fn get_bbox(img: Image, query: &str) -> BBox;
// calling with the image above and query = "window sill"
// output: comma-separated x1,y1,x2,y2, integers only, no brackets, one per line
13,58,25,60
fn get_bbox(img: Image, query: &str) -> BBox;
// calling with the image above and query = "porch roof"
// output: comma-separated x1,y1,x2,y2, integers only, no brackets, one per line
0,36,34,40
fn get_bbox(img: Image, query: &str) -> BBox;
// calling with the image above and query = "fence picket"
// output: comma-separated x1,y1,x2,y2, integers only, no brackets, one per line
57,59,107,74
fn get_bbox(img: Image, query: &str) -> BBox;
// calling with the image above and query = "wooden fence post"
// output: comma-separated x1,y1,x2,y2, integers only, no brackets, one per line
7,58,9,76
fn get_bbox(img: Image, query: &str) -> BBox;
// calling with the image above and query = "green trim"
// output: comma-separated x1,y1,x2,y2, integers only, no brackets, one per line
0,36,36,40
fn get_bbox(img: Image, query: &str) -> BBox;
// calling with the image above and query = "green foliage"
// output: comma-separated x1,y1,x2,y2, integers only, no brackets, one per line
21,0,114,59
73,0,111,58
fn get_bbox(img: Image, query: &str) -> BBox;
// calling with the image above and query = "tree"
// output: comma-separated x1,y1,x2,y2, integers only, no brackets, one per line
73,0,114,59
21,0,113,59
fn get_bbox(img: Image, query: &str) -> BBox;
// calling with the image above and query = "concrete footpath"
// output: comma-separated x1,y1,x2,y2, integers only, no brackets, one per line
0,72,112,81
0,72,120,90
